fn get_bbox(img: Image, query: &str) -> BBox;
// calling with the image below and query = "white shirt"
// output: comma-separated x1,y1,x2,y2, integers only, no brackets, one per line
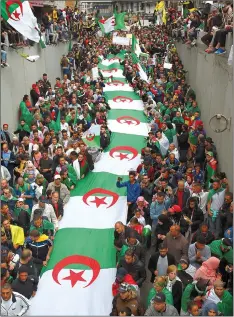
210,189,226,211
192,191,209,215
31,203,58,228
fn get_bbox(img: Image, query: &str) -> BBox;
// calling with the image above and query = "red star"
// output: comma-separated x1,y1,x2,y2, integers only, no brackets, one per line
90,196,107,208
124,120,135,125
13,10,21,20
63,270,86,287
115,153,129,160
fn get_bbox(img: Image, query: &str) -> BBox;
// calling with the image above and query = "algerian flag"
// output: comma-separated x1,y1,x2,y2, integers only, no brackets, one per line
1,0,40,43
131,34,142,57
98,12,126,34
82,125,101,147
29,52,148,316
104,82,134,92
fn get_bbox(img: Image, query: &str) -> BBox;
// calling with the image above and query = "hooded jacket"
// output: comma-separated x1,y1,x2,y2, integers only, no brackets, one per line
182,197,204,232
118,255,146,287
110,290,144,316
144,303,179,316
194,257,220,286
24,234,53,264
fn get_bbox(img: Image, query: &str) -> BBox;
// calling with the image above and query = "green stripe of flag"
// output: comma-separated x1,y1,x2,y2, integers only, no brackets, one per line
104,77,128,84
105,132,146,152
108,109,148,123
104,91,141,101
82,136,100,147
43,228,116,272
98,63,123,70
71,172,127,197
1,0,20,21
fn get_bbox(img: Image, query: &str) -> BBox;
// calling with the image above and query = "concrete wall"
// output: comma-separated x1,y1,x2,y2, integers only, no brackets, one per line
176,42,233,186
1,43,67,131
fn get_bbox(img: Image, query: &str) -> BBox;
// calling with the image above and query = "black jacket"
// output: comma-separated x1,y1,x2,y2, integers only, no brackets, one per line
191,228,215,245
118,256,146,287
148,252,176,282
170,279,183,313
12,276,38,299
177,270,193,290
195,143,205,164
182,198,204,233
12,259,36,280
114,226,141,249
173,188,190,209
100,133,110,150
168,213,189,236
177,131,189,150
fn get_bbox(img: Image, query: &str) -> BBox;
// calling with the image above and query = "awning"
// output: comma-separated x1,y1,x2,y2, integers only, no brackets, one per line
29,0,44,7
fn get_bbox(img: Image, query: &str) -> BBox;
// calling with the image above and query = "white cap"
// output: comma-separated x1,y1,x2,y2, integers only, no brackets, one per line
54,175,61,180
18,198,24,202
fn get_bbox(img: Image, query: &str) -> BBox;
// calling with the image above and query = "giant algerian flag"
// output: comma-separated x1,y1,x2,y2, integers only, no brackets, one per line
98,12,126,34
1,0,40,43
29,49,147,316
82,124,101,147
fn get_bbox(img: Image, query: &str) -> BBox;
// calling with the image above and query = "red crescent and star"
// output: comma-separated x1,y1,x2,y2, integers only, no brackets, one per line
52,255,100,288
6,0,23,21
116,116,140,126
109,146,138,161
113,96,133,103
82,188,119,208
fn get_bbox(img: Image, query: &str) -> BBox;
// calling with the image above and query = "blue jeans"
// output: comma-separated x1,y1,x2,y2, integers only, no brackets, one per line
208,215,221,238
45,28,50,44
1,50,7,63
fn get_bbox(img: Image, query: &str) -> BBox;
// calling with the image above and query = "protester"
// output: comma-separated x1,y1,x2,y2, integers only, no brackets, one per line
1,10,233,316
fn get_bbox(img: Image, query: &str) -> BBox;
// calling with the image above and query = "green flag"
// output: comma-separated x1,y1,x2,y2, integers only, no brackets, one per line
19,101,34,126
98,12,126,33
54,110,61,133
132,34,137,52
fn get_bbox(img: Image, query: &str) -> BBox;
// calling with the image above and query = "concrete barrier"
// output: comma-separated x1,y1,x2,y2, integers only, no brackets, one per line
176,42,233,187
1,43,68,130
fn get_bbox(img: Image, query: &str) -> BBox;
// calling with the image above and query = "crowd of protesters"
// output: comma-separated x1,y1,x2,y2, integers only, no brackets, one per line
169,1,233,55
1,5,233,317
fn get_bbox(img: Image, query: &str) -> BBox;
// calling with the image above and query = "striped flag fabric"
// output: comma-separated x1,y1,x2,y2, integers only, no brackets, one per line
29,49,146,316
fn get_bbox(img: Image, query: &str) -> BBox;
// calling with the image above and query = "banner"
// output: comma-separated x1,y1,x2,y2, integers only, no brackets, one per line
113,36,130,46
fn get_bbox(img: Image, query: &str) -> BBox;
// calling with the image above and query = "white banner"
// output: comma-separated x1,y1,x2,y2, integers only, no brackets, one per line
92,67,99,80
113,36,130,46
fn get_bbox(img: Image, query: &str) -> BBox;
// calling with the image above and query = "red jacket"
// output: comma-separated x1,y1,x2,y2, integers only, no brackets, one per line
112,274,138,296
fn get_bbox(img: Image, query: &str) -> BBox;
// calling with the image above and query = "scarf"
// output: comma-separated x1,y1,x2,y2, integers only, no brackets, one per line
17,124,30,133
166,277,178,292
73,159,80,180
206,288,221,304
